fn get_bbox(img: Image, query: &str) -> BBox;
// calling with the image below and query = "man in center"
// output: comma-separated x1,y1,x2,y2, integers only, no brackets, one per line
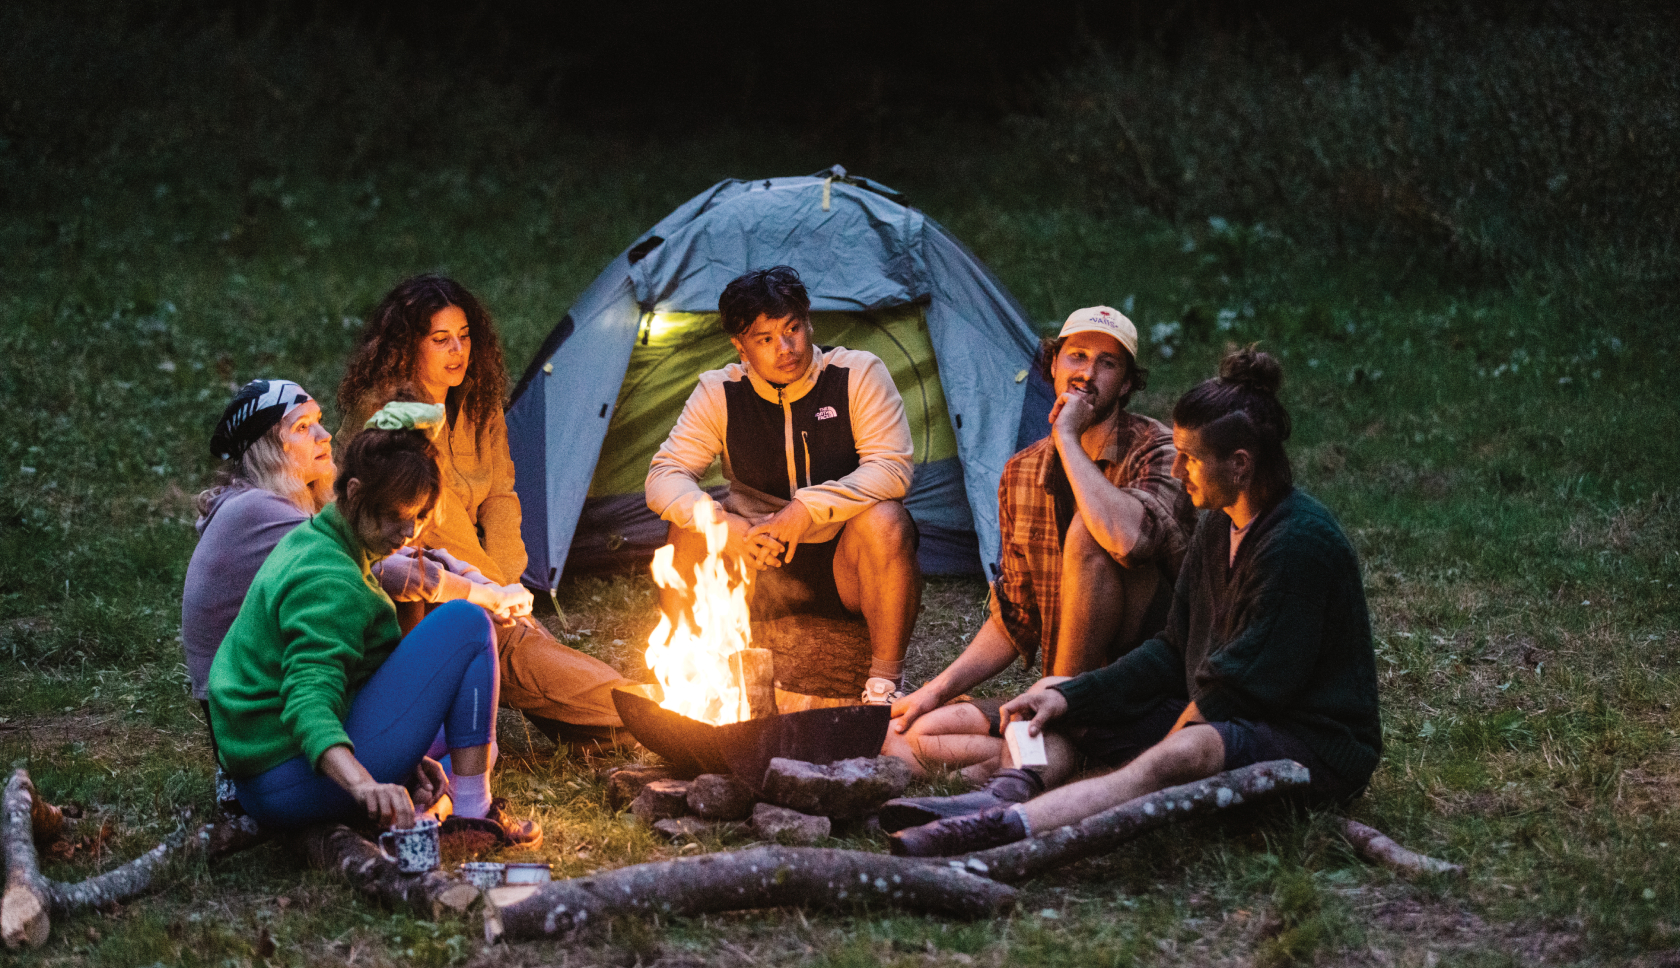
645,265,920,704
880,306,1196,809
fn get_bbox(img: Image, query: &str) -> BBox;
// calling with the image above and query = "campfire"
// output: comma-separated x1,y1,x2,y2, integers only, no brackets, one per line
615,494,889,786
643,495,760,725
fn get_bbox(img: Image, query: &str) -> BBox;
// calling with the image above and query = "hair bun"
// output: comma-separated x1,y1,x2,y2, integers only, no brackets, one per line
1219,346,1283,396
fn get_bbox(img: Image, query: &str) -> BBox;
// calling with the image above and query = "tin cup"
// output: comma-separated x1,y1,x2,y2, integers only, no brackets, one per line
503,862,552,885
460,861,506,890
377,817,441,873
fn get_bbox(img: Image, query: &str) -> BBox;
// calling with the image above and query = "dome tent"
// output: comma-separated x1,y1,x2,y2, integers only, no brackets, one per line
506,166,1054,592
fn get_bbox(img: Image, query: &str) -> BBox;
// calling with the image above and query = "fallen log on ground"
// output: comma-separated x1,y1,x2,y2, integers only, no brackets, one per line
4,769,266,948
294,824,480,919
1341,819,1463,878
946,760,1312,884
482,845,1015,943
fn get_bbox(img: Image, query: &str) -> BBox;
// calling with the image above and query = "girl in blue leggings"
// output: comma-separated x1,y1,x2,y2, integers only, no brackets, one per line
208,400,539,843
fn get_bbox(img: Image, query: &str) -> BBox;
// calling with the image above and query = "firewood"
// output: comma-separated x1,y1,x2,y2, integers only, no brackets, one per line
730,648,779,720
293,824,480,919
1340,819,1463,878
949,760,1313,884
483,845,1014,942
4,770,272,949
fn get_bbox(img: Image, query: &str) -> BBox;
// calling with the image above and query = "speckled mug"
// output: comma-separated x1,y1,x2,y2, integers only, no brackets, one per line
460,861,505,890
378,817,441,873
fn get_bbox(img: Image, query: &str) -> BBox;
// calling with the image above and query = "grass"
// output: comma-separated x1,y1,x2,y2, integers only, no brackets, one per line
2,0,1677,965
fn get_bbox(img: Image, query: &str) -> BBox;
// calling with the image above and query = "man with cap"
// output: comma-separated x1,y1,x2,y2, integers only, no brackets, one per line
879,307,1195,821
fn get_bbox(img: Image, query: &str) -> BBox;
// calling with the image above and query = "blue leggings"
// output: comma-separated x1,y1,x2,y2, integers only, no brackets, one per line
235,600,498,829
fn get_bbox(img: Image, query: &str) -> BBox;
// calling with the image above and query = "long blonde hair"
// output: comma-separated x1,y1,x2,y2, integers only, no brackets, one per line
195,427,319,520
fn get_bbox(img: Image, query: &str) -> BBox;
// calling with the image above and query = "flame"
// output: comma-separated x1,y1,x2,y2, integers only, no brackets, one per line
645,496,754,725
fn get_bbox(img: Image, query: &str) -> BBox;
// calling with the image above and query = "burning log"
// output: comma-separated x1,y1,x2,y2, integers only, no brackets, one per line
3,769,267,948
948,761,1312,884
1340,819,1463,878
481,846,1015,943
730,648,779,720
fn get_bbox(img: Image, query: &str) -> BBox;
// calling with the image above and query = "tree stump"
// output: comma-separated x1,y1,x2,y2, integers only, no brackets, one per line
751,615,872,699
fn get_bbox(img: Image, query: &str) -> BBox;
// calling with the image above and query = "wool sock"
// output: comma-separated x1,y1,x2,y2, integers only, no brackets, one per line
868,657,905,685
451,771,492,819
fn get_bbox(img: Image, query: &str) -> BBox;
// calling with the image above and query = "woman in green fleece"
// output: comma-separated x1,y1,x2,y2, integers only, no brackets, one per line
208,403,537,843
887,347,1381,857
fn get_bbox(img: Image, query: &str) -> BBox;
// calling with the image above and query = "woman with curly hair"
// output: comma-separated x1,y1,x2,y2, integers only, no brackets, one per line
338,275,633,746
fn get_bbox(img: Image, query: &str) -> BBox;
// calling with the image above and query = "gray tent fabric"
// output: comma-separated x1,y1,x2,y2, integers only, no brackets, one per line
507,166,1046,591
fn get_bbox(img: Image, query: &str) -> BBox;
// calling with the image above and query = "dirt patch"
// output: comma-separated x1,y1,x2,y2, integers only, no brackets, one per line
1338,894,1585,965
0,709,199,767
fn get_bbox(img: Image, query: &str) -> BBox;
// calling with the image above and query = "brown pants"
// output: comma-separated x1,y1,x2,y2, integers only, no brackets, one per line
398,602,633,727
498,618,636,727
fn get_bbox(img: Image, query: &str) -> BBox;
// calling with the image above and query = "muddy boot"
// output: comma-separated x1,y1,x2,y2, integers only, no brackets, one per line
876,767,1043,833
888,805,1029,857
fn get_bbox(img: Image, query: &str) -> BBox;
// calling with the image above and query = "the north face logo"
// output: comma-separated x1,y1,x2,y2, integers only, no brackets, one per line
815,406,838,420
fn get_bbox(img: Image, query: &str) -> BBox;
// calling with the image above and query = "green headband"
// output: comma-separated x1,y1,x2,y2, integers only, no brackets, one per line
364,401,446,434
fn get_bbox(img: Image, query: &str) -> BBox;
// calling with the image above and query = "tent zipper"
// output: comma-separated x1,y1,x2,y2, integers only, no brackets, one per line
801,431,813,488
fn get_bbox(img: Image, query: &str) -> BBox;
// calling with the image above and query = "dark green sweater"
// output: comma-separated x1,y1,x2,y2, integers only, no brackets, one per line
1055,489,1382,788
207,503,402,779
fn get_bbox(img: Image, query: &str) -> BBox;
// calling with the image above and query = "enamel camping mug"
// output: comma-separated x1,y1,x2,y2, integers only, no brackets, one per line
378,817,441,873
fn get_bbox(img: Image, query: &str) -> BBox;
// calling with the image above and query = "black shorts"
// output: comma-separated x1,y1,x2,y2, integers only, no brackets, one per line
750,517,920,622
968,695,1362,806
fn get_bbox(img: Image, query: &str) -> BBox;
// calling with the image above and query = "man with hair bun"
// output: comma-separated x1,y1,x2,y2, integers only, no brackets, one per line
887,346,1383,857
880,305,1195,813
646,265,920,705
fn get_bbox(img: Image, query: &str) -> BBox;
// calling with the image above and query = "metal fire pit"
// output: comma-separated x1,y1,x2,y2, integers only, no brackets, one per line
612,684,890,791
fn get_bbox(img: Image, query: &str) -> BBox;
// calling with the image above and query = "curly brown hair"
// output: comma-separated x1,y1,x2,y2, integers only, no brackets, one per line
337,275,508,446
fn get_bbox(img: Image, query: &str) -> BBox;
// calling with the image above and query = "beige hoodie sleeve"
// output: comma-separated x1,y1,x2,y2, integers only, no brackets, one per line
645,376,728,533
795,351,914,526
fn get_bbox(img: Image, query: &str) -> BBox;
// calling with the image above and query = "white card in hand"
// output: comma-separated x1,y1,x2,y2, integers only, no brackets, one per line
1004,720,1049,768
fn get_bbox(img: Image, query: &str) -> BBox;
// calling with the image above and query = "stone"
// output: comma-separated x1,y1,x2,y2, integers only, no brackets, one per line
762,755,913,819
686,774,755,821
630,779,692,822
652,817,750,840
751,803,831,845
604,764,675,810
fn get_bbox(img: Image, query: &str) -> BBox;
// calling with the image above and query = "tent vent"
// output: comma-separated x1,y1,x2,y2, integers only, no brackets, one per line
599,404,609,418
627,235,664,265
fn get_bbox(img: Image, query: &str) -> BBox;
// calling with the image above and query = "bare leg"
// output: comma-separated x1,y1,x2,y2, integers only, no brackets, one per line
833,500,921,670
447,745,489,776
883,703,1002,776
1051,517,1160,678
1021,724,1225,831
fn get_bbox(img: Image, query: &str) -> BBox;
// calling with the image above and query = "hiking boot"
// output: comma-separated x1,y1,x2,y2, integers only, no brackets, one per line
888,806,1028,857
861,677,905,706
876,767,1043,833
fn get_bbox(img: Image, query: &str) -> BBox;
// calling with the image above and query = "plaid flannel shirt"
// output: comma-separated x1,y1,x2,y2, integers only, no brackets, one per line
989,409,1196,672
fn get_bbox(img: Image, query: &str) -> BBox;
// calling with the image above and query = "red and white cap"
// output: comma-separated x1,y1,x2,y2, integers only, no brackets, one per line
1057,306,1138,358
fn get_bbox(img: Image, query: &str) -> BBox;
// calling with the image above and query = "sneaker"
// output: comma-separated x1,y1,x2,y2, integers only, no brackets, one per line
441,798,543,849
888,806,1028,857
877,768,1044,832
861,677,904,706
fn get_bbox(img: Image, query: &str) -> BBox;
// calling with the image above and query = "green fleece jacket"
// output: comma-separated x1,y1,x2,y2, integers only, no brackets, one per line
1054,489,1382,788
207,503,401,779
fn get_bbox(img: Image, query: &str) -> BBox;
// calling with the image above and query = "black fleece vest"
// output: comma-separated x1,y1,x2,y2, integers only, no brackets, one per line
722,363,858,500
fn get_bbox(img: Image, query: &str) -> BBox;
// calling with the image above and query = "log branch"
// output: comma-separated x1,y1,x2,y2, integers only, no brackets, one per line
4,770,269,948
294,824,479,919
484,845,1014,942
949,760,1313,884
1341,819,1463,878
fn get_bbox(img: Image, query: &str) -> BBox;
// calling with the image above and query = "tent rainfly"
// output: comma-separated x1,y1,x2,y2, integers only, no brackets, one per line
506,166,1053,593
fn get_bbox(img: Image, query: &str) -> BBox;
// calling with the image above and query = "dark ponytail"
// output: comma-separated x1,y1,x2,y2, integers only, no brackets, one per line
1172,345,1293,507
334,385,442,536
